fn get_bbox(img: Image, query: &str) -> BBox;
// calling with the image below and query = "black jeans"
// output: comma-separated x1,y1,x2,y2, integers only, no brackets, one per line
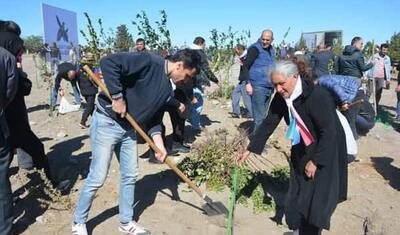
167,106,185,144
9,128,53,184
299,219,322,235
0,143,13,235
80,95,96,124
342,90,365,140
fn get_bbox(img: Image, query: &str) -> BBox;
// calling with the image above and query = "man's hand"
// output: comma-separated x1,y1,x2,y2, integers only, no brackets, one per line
192,97,198,104
178,102,185,113
112,97,126,118
305,160,317,179
152,134,167,162
340,103,349,111
58,87,65,96
246,83,253,96
234,149,251,165
385,80,390,90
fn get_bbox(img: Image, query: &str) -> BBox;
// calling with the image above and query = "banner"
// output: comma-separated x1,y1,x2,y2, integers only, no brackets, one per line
42,3,79,62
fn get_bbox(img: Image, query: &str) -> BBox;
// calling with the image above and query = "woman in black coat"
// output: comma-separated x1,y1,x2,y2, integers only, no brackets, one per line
237,61,347,235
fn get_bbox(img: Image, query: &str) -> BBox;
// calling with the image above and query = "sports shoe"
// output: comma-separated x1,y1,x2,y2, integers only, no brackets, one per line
79,122,90,129
72,223,88,235
119,221,150,235
171,142,190,153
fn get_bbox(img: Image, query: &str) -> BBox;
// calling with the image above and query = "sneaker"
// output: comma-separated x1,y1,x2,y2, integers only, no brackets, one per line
148,151,162,164
228,112,240,118
119,221,150,235
172,142,190,153
79,122,90,129
72,223,88,235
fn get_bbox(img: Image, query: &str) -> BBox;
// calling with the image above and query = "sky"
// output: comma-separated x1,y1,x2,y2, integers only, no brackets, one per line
1,0,399,47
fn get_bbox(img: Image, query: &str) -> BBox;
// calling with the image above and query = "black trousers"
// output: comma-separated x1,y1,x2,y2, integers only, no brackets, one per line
166,106,185,144
0,141,13,235
80,95,96,124
9,127,53,184
342,90,365,140
299,219,322,235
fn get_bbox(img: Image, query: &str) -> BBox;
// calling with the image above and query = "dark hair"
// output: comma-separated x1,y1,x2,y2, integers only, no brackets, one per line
168,49,201,74
380,43,389,49
325,42,332,48
236,44,246,50
351,36,362,46
0,20,21,36
136,38,145,44
193,36,205,45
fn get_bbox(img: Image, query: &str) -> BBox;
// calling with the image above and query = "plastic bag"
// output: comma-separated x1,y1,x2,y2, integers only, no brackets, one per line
58,96,80,114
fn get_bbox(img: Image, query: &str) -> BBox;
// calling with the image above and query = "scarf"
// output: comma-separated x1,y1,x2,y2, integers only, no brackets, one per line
285,76,314,146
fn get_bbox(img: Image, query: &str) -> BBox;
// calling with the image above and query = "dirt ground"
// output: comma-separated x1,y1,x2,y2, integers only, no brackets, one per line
9,55,400,235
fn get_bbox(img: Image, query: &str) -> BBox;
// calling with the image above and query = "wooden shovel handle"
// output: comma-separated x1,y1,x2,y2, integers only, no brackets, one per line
349,99,364,107
82,65,205,198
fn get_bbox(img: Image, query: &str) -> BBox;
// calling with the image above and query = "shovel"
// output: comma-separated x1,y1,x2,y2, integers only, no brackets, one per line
82,65,228,216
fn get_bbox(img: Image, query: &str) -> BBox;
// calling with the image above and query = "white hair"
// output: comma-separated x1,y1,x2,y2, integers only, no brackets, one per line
268,61,298,79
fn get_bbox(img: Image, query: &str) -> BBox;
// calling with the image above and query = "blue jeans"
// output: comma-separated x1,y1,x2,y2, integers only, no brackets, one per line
50,74,81,108
251,86,273,134
231,82,253,117
50,58,59,74
0,143,13,235
73,111,138,224
188,88,204,129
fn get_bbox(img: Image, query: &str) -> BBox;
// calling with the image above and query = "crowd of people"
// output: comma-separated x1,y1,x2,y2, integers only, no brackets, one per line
1,19,399,235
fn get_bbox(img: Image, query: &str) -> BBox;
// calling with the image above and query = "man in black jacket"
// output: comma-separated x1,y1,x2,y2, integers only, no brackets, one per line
337,36,373,139
0,27,21,235
77,54,98,128
49,62,81,115
310,43,336,78
72,49,200,235
337,37,373,79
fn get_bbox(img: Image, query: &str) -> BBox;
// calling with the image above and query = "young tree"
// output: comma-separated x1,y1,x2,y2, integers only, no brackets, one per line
389,32,400,62
332,39,344,55
132,10,172,51
80,13,115,64
24,35,43,53
114,24,133,52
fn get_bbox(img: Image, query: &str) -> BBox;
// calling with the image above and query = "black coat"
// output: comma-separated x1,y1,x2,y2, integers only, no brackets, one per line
337,45,373,78
0,47,18,142
78,65,98,96
248,79,347,230
5,68,32,147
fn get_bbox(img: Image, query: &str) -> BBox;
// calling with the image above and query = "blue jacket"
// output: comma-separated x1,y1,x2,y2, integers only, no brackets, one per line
249,40,275,88
98,52,173,136
317,74,360,104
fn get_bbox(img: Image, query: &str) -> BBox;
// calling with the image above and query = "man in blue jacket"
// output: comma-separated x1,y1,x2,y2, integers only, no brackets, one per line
243,29,275,134
72,49,200,235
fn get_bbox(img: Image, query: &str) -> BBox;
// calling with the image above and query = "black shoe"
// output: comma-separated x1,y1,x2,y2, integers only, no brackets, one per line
149,156,163,164
347,154,356,164
148,151,163,164
241,113,253,119
229,112,240,118
172,143,190,153
79,122,90,129
167,148,180,156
